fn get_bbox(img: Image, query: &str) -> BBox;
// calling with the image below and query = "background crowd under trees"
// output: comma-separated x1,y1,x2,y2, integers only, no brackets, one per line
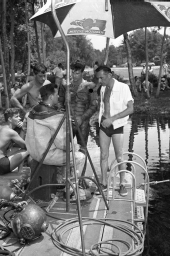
0,0,170,106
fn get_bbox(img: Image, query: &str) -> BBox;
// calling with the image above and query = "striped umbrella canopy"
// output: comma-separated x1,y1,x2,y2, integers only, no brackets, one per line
30,0,170,39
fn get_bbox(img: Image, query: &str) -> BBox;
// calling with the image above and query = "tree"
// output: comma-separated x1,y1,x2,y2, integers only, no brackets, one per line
116,44,127,65
124,33,138,97
0,37,10,108
144,27,150,99
31,0,41,63
1,0,10,100
107,45,118,67
45,28,98,67
156,27,167,98
128,28,165,64
129,29,146,63
9,0,15,85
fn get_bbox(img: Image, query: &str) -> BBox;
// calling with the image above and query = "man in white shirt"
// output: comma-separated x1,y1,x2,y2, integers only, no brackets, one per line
96,66,134,196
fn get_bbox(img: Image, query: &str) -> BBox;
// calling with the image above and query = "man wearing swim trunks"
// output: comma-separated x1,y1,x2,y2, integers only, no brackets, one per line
10,63,51,112
0,108,29,175
95,66,134,196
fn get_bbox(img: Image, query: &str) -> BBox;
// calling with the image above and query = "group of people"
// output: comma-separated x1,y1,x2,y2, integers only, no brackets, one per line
139,61,170,93
0,60,134,197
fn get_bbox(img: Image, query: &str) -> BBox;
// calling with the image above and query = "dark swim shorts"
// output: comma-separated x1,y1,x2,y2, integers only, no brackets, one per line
0,156,11,175
100,116,123,137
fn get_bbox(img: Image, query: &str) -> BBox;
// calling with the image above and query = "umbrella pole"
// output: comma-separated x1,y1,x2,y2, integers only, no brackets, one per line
104,0,109,65
51,1,71,213
104,37,110,65
51,1,86,255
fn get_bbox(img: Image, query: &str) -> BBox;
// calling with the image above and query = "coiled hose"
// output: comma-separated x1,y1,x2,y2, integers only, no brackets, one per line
51,217,144,256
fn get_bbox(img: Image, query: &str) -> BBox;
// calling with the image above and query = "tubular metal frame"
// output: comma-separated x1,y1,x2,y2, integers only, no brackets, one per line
107,152,150,236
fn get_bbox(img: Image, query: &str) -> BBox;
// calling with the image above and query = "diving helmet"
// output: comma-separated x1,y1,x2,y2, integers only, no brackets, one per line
11,204,48,244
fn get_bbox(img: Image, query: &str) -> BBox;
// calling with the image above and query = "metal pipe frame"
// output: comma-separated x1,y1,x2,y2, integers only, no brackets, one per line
109,159,149,236
51,1,85,254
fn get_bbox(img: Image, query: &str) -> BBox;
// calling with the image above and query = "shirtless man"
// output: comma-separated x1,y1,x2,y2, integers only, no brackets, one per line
95,66,134,196
58,60,97,151
0,108,29,175
10,63,50,112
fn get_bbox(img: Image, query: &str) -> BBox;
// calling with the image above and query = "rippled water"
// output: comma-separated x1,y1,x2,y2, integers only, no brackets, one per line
88,115,170,256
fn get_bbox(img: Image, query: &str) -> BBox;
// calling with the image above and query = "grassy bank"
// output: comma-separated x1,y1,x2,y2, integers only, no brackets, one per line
134,88,170,116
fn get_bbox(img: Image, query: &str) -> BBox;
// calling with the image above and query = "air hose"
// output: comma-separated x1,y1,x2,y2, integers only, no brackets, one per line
0,249,15,256
51,217,144,256
0,200,23,240
0,201,24,256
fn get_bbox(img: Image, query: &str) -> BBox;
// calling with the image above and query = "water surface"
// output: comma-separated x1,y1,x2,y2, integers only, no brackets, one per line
88,115,170,256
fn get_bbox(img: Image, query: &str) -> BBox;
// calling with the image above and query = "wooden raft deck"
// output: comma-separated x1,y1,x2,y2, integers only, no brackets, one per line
0,150,147,256
0,176,138,256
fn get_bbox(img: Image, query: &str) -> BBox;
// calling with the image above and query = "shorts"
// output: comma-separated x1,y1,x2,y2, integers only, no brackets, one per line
100,116,123,137
0,156,11,175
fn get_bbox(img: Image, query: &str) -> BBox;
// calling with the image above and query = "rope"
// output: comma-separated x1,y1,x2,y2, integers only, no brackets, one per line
51,217,144,256
141,179,170,185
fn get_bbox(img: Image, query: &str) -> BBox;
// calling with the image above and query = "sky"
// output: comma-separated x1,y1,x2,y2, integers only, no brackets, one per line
87,27,170,51
86,35,123,50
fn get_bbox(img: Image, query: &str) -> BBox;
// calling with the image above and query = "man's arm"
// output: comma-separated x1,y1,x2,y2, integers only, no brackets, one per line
112,100,134,121
102,100,134,127
81,90,98,122
10,129,27,149
10,83,32,111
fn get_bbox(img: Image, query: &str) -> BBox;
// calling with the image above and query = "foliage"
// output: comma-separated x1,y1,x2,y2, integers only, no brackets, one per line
1,1,170,80
45,28,101,68
107,45,118,67
127,28,170,64
134,87,170,115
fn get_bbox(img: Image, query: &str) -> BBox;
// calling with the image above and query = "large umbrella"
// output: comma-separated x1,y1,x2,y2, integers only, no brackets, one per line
30,0,170,39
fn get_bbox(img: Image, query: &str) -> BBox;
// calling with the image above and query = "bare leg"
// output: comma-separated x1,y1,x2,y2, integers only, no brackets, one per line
99,129,111,186
8,149,29,172
75,151,86,177
111,133,125,184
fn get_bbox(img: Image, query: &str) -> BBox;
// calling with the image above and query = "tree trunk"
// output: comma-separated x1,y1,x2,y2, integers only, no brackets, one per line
32,1,41,63
2,0,10,98
145,28,150,99
41,23,46,64
156,27,167,98
10,3,15,85
123,33,138,97
23,0,31,107
0,91,2,109
40,0,46,64
156,117,162,164
104,37,110,65
0,37,10,108
21,47,27,73
144,116,149,166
